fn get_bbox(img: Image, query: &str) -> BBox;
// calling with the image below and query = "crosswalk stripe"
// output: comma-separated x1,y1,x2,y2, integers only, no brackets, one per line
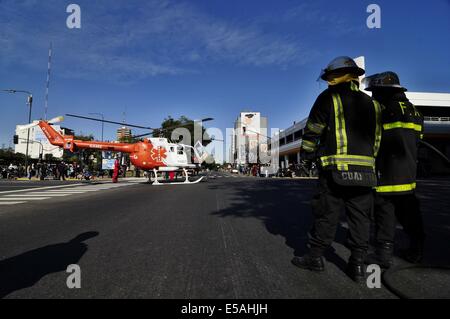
5,193,71,197
0,182,137,206
42,190,89,193
0,183,85,195
0,197,50,201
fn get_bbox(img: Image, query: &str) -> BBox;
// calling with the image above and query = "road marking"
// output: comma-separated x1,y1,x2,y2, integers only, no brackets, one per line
5,193,71,197
0,183,85,195
0,197,49,201
0,182,135,195
42,190,89,193
0,181,138,206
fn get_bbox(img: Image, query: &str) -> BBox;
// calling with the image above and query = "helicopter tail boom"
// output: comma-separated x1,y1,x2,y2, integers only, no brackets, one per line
37,120,135,153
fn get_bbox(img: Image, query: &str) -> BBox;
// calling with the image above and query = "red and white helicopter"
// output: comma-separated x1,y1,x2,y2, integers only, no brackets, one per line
18,115,212,185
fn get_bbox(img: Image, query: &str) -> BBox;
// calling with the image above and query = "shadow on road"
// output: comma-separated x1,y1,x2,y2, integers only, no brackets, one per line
210,178,450,270
0,231,99,299
209,179,349,272
415,180,450,266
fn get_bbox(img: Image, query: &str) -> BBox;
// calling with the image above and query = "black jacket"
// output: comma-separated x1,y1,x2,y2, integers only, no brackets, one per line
374,92,423,195
301,80,382,186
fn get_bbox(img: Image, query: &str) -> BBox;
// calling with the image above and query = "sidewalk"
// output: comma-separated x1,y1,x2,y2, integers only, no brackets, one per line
15,176,147,182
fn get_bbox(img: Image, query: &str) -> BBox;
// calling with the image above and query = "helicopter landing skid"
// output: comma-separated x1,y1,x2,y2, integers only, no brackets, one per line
152,176,204,186
151,168,205,186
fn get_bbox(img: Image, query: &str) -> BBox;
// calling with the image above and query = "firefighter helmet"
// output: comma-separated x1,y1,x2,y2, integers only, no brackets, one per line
319,56,365,81
363,71,407,92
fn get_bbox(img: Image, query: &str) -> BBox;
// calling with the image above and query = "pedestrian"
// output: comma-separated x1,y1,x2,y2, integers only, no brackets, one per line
58,161,66,181
364,71,425,266
112,158,120,183
291,56,382,283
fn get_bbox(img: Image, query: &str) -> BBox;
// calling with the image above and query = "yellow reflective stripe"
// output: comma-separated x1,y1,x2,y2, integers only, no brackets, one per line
350,81,359,91
332,94,341,155
320,155,375,168
335,94,348,170
332,94,348,156
383,122,422,132
373,100,382,157
376,183,417,193
337,94,348,155
302,139,317,152
307,122,326,134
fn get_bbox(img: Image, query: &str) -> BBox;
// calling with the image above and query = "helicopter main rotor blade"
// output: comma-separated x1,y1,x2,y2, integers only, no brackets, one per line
133,132,153,139
65,114,155,130
132,118,215,139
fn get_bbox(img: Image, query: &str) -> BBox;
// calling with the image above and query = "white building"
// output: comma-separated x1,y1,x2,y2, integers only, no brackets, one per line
14,121,67,159
232,112,268,166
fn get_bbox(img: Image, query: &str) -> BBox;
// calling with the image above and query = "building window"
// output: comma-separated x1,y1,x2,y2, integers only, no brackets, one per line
286,134,293,143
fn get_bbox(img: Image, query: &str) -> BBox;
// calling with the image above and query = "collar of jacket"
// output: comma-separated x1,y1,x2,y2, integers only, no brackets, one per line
327,74,359,86
373,91,408,104
327,80,360,92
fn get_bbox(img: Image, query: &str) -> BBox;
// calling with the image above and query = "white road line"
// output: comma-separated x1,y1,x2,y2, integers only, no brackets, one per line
0,197,50,201
76,187,115,190
0,182,136,204
5,193,71,197
42,190,90,193
0,183,85,195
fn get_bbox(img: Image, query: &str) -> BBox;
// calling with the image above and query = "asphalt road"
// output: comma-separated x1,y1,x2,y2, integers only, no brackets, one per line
0,173,449,299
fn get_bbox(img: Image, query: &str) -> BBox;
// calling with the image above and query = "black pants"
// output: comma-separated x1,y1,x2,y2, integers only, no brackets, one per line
309,171,373,257
374,193,425,245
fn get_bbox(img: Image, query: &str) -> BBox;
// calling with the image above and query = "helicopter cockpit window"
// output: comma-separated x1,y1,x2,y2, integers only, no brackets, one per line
170,147,175,152
177,146,184,155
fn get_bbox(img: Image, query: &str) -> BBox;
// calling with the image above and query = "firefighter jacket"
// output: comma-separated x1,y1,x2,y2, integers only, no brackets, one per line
301,80,382,186
374,92,423,195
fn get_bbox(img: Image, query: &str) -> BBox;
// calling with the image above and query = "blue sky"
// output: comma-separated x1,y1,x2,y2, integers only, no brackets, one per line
1,0,450,150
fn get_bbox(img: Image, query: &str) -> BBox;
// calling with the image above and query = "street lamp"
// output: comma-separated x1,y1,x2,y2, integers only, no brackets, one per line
88,112,105,174
88,112,105,142
2,89,33,176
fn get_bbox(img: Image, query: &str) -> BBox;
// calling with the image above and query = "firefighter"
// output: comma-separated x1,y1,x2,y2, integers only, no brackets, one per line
364,72,425,266
291,56,382,283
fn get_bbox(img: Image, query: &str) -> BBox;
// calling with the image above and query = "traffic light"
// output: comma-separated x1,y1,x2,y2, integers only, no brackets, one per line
13,135,19,145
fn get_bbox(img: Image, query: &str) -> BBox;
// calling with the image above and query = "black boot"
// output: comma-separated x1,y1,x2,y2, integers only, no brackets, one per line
346,251,366,283
365,242,394,269
291,254,325,272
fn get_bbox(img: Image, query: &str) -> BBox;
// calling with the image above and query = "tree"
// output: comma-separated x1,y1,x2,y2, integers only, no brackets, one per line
0,148,27,166
44,154,54,162
118,135,139,144
152,116,211,147
63,134,100,171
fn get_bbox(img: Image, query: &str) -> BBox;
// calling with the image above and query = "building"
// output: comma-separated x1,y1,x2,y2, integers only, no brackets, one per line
408,92,450,175
231,112,268,166
277,119,307,169
275,57,450,174
14,121,70,159
116,126,132,141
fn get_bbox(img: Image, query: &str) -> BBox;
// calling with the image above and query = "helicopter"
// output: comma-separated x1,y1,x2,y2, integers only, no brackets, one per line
18,115,213,185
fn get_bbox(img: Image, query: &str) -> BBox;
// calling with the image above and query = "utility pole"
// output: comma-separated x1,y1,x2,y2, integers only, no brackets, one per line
44,42,53,121
1,89,33,176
